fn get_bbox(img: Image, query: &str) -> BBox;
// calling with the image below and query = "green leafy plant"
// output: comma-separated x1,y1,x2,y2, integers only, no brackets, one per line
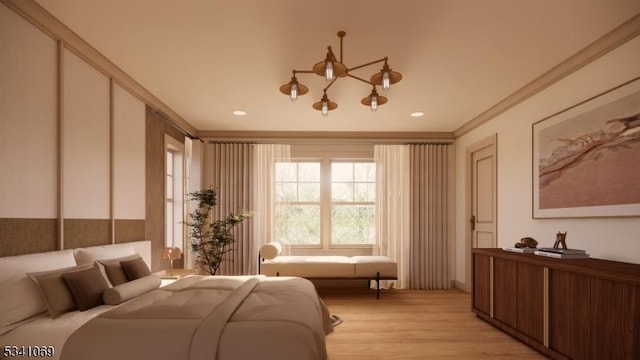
186,188,252,275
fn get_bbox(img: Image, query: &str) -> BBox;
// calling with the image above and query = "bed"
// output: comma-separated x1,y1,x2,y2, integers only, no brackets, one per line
0,241,332,360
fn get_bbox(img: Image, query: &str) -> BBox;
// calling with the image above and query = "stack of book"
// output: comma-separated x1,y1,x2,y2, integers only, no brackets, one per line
502,247,538,254
533,247,590,259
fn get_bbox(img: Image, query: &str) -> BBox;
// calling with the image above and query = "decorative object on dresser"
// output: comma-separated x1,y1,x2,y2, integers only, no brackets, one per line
186,188,253,275
503,236,539,253
515,236,539,249
532,231,591,259
532,76,640,218
552,231,567,249
472,248,640,360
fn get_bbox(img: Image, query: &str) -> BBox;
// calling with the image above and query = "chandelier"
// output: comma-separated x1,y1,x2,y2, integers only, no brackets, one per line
279,31,402,116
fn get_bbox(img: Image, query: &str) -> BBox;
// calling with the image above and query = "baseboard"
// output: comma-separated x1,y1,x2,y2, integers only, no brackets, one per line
454,280,470,293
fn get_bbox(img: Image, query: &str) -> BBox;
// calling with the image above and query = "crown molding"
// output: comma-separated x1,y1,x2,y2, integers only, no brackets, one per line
1,0,197,137
454,13,640,138
197,130,455,144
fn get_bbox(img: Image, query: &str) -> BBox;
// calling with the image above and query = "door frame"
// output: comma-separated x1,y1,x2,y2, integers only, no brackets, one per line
464,133,497,293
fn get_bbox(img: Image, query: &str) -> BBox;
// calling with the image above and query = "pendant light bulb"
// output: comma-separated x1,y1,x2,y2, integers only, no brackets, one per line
321,101,329,116
290,83,298,101
370,96,378,112
382,71,390,90
325,61,334,82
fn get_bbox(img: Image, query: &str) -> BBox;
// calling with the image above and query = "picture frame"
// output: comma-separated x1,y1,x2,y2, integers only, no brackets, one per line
532,77,640,218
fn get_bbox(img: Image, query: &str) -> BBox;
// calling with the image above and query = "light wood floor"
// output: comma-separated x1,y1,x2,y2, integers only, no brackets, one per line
318,288,547,360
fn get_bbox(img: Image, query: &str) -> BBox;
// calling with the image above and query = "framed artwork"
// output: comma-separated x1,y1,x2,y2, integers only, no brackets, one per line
532,77,640,218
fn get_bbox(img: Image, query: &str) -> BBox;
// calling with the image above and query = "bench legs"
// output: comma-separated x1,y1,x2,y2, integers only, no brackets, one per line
271,271,384,299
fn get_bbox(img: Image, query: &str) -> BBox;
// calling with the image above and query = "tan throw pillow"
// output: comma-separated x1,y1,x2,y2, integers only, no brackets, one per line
97,254,140,286
121,257,151,281
103,275,161,305
62,266,110,311
28,264,93,318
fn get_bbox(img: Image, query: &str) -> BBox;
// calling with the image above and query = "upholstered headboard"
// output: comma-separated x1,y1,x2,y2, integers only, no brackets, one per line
73,241,151,269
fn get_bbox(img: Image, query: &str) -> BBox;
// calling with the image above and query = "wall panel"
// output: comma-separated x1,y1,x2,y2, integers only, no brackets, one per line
113,83,145,219
63,219,109,249
0,219,57,256
0,3,57,218
62,49,110,219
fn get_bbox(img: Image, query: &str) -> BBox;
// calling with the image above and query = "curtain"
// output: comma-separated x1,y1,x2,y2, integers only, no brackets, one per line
204,142,252,275
409,144,451,289
251,144,290,274
374,145,411,289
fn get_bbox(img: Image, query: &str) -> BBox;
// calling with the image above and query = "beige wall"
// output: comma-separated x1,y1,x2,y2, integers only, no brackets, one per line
454,35,640,285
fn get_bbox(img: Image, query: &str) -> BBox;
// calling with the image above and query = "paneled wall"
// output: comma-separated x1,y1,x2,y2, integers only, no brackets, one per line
0,3,148,256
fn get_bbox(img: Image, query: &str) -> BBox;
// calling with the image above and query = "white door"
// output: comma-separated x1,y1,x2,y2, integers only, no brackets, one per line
471,141,497,248
464,134,497,292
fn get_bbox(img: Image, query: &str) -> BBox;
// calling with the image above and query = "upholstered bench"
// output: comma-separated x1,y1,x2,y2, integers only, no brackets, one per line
258,242,397,299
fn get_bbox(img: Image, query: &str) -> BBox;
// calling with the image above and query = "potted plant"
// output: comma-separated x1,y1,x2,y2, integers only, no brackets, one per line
186,188,252,275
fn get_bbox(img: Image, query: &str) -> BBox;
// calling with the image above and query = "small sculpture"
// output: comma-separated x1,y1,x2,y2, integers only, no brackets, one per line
553,231,568,249
514,237,538,249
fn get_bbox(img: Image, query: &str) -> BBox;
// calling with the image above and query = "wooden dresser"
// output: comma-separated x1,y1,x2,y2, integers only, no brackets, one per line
472,248,640,360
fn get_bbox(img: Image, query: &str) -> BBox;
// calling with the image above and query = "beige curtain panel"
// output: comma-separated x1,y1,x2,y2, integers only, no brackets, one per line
251,144,291,274
409,144,452,290
204,142,253,275
374,144,412,289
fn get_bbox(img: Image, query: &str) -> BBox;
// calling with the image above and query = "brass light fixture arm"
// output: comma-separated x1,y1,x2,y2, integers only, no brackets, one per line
347,74,375,86
292,70,315,75
323,77,339,92
347,56,388,72
338,31,346,63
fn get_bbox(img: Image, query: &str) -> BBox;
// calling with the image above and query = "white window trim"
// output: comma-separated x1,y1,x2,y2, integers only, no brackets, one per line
164,135,185,251
279,157,375,255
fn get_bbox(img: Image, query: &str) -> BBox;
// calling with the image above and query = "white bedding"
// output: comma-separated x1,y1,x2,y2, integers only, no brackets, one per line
0,305,114,360
1,276,332,360
60,275,331,360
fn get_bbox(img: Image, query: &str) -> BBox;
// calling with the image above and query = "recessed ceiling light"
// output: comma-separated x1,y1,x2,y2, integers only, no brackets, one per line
232,110,247,116
410,111,425,117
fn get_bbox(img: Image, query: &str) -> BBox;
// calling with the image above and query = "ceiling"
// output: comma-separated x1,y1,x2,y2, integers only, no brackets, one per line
34,0,640,133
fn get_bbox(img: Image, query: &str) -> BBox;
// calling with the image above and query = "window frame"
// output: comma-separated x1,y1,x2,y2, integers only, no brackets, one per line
275,157,375,251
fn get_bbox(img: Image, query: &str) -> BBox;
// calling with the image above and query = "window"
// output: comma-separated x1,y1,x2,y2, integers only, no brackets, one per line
165,136,185,251
331,162,376,245
275,160,376,248
166,150,174,248
275,162,321,245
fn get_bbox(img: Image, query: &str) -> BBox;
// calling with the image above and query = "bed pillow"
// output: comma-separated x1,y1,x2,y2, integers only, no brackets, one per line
74,243,136,266
103,275,161,305
28,264,94,318
0,249,76,334
96,254,141,287
62,266,110,311
121,257,151,281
